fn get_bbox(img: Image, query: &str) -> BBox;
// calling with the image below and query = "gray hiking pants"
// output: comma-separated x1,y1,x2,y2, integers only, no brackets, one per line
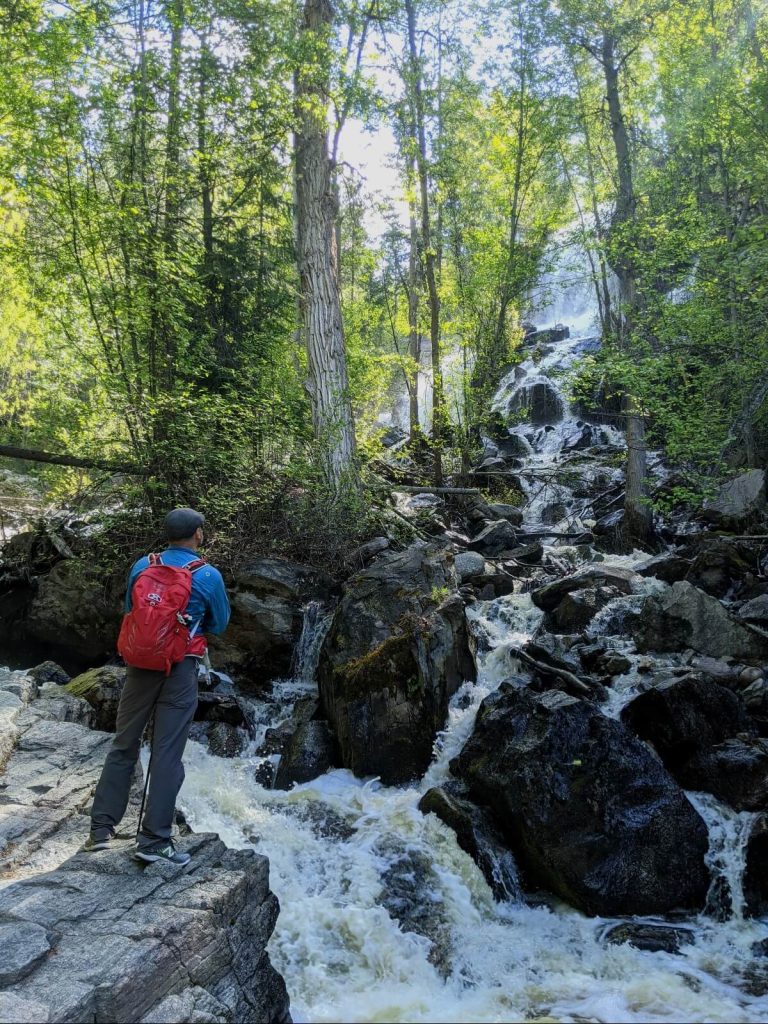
91,657,198,850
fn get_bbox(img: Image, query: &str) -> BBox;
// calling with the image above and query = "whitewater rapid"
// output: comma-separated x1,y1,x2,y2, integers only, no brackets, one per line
179,593,768,1024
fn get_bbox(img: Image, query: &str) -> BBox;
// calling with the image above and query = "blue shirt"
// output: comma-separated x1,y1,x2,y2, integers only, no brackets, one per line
124,547,231,636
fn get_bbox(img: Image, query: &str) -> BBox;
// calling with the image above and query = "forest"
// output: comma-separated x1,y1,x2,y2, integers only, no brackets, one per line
1,0,766,567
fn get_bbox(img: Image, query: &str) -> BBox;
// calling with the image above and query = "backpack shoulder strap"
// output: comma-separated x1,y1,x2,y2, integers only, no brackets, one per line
185,558,206,574
148,553,162,566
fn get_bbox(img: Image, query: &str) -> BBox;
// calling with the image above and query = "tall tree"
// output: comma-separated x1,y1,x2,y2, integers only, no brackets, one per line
294,0,358,491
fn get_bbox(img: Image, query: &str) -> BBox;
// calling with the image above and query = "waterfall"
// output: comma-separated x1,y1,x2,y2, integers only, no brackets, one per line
290,601,333,683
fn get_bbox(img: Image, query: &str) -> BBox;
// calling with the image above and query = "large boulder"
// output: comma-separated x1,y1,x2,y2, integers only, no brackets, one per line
621,676,753,773
452,684,710,916
507,381,565,425
635,581,766,660
531,564,635,613
318,543,475,784
210,556,335,683
467,520,517,556
273,720,336,790
25,560,120,662
702,470,766,528
63,665,126,732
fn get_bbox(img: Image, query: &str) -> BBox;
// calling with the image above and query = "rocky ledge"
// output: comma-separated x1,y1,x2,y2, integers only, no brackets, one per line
0,670,290,1024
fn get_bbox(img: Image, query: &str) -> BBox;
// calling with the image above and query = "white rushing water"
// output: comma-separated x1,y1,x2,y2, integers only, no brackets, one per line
179,593,768,1024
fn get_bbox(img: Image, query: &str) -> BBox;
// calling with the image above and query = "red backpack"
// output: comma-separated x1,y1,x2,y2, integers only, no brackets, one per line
117,554,206,674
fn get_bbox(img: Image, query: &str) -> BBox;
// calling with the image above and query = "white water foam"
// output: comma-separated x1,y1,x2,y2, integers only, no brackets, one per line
179,595,768,1024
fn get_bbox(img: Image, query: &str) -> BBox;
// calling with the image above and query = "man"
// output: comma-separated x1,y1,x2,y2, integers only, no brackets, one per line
86,508,230,864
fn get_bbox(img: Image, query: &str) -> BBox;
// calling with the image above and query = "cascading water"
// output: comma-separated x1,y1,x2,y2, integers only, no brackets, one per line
179,592,768,1024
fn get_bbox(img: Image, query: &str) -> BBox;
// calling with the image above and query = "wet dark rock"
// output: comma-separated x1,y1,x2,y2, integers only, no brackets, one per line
211,555,336,684
634,552,692,585
419,783,523,902
27,661,70,687
207,721,246,759
745,815,768,918
503,542,544,566
259,720,295,756
549,586,619,633
525,634,582,676
495,435,532,460
685,536,753,598
524,326,570,346
468,520,517,556
452,684,709,916
531,564,635,613
635,581,766,660
507,381,565,426
254,760,276,789
621,676,753,773
702,469,766,528
347,537,390,567
273,720,336,789
195,691,250,729
602,922,695,954
62,665,126,732
678,737,768,811
472,571,517,599
318,542,475,784
487,503,524,526
578,643,632,678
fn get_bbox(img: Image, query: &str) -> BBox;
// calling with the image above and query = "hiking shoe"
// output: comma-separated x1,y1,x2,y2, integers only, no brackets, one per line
83,829,114,852
133,840,191,866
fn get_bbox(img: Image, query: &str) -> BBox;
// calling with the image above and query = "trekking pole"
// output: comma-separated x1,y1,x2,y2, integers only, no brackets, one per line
136,702,158,842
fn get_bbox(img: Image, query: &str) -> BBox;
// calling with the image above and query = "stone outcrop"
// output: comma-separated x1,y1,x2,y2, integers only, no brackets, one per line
210,556,335,684
531,564,635,613
0,669,290,1023
318,543,475,784
635,581,766,660
702,469,766,528
273,720,336,790
0,836,289,1024
452,684,709,916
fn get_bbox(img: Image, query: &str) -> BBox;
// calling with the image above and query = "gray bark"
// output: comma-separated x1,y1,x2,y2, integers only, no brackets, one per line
295,0,357,491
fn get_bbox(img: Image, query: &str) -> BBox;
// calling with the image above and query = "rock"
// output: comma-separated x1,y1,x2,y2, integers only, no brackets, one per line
524,325,570,346
745,815,768,917
685,536,753,598
739,594,768,625
635,581,766,660
702,469,766,527
468,520,517,556
0,921,51,985
678,737,768,811
531,565,635,612
495,435,531,460
0,836,289,1023
487,503,524,526
419,784,522,902
195,691,250,729
549,587,618,633
273,720,336,789
454,551,487,582
507,381,565,426
602,922,695,954
63,665,126,732
621,676,753,773
503,542,543,566
25,559,120,662
578,644,632,677
634,552,692,584
318,542,475,784
211,555,335,683
207,721,246,758
452,685,709,916
27,661,70,686
346,537,390,567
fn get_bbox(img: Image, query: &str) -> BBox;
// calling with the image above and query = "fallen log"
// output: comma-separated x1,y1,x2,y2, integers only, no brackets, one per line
0,444,147,475
511,646,593,697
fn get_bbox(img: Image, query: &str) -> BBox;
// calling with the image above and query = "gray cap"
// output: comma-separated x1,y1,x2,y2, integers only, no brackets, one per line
164,507,205,541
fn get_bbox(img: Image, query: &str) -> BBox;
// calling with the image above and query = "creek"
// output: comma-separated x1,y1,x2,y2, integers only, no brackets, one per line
177,270,767,1023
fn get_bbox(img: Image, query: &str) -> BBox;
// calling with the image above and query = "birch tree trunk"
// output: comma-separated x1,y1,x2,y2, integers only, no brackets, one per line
295,0,357,492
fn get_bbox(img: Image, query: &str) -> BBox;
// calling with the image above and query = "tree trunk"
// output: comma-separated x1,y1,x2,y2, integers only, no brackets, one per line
405,0,442,485
295,0,357,492
602,30,652,545
407,159,421,439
